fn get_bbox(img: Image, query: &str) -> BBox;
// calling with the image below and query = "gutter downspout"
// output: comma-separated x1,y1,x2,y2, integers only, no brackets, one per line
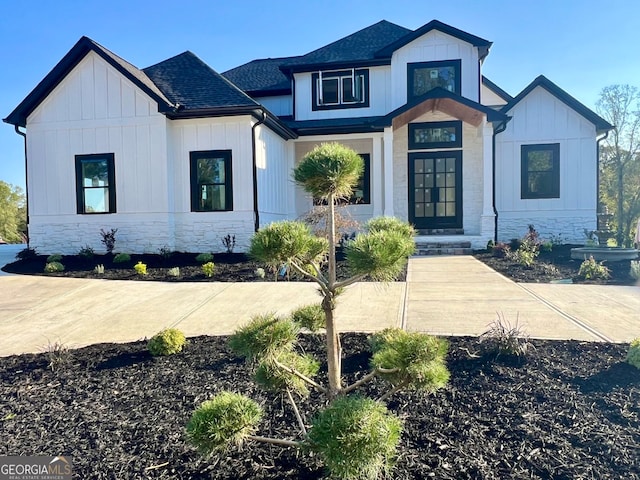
596,131,609,217
14,125,29,246
251,109,267,232
492,120,508,243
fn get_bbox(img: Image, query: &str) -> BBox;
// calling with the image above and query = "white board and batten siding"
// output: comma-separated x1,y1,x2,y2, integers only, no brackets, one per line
390,30,481,109
168,116,258,253
26,51,171,255
495,86,598,243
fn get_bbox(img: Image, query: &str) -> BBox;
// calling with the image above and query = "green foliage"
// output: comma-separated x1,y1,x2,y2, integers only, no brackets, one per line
255,350,320,397
94,264,105,274
43,341,72,371
44,261,65,273
46,254,63,263
290,304,325,332
365,216,416,239
229,313,299,362
148,328,186,356
167,267,180,277
78,245,95,259
492,242,510,258
480,314,532,357
195,252,214,263
0,181,26,243
627,337,640,369
308,396,402,480
540,241,553,253
202,261,215,278
134,261,147,275
507,245,539,267
113,253,131,263
369,328,450,393
630,260,640,280
249,221,328,270
186,392,263,456
99,228,118,254
16,247,37,260
577,256,611,280
294,143,364,201
254,267,266,279
346,229,415,281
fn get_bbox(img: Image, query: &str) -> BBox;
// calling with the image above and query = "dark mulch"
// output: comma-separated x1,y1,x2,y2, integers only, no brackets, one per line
473,244,637,285
1,334,639,479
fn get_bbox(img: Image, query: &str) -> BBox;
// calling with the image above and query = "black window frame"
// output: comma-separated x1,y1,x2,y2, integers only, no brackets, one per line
521,143,560,199
407,59,461,99
408,121,462,150
190,150,233,212
311,69,370,111
75,153,116,214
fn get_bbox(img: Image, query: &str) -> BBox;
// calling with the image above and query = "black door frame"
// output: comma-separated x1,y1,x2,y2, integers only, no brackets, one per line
408,151,463,230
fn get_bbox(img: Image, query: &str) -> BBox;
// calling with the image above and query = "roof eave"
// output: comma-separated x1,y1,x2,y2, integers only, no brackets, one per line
280,58,391,74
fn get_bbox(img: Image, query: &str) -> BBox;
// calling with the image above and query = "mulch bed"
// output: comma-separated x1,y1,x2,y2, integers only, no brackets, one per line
473,244,637,285
1,334,639,479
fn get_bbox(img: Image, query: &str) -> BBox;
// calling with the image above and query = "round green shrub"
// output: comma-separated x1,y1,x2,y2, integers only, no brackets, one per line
44,261,65,273
113,253,131,263
308,395,402,480
46,254,63,263
195,252,214,263
187,391,262,456
370,328,450,393
148,328,186,356
627,337,640,369
229,313,299,362
290,304,325,332
255,350,320,396
202,261,215,278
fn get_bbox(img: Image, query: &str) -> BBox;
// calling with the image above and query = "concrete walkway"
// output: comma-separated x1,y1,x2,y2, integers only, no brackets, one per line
0,255,638,357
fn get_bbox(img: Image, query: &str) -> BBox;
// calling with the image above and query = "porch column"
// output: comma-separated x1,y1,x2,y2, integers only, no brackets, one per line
372,135,383,217
481,120,495,238
383,127,394,217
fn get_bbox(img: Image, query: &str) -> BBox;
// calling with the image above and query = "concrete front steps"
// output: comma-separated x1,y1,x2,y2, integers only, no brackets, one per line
413,234,482,256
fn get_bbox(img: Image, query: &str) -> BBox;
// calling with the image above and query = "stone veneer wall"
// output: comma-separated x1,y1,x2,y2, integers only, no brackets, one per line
498,213,595,244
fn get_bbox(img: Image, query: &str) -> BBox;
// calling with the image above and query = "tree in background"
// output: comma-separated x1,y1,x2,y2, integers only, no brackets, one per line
596,85,640,246
0,181,26,243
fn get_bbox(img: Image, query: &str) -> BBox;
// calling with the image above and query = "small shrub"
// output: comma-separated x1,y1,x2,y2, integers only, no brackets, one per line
480,313,532,357
113,253,131,264
308,395,402,480
99,228,118,254
509,238,521,251
195,253,214,264
148,328,186,356
134,261,147,275
630,260,640,280
577,256,610,280
167,267,180,277
43,341,72,371
290,304,325,332
507,245,539,267
158,246,173,259
78,245,95,259
540,241,554,253
202,261,215,278
16,247,37,260
492,242,510,258
44,261,65,273
486,239,495,252
94,264,105,274
229,313,299,362
46,254,63,263
222,234,236,254
627,338,640,369
187,392,263,456
254,267,266,279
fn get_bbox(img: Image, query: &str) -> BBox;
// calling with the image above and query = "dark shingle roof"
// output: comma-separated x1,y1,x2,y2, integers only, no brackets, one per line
281,20,411,72
144,52,258,110
222,57,297,96
502,75,613,133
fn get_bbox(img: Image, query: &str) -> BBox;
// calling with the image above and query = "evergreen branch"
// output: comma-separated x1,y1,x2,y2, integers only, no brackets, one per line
273,358,328,394
286,388,307,436
247,435,303,448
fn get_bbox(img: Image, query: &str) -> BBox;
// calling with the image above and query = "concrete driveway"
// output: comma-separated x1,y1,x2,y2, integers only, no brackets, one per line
0,254,638,357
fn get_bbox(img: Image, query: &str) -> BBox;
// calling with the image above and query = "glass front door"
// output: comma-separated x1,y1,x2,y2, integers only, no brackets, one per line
408,151,462,230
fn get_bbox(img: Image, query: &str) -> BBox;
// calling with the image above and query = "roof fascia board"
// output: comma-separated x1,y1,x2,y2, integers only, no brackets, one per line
481,76,513,102
280,58,390,74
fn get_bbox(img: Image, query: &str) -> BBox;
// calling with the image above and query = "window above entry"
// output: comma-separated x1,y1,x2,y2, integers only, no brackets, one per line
408,60,461,99
311,69,370,111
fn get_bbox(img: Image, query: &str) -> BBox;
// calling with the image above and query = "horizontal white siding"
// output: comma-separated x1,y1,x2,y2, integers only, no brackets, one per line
391,30,480,109
495,86,598,243
294,66,391,120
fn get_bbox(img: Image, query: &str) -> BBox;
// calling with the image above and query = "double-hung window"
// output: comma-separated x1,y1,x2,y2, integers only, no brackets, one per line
408,60,461,99
521,144,560,199
75,153,116,214
190,150,233,212
312,69,369,110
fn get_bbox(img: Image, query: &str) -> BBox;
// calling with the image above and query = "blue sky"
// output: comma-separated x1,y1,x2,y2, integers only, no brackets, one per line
1,0,638,190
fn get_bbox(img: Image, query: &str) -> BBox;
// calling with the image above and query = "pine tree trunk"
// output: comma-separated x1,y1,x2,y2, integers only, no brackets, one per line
324,193,342,396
